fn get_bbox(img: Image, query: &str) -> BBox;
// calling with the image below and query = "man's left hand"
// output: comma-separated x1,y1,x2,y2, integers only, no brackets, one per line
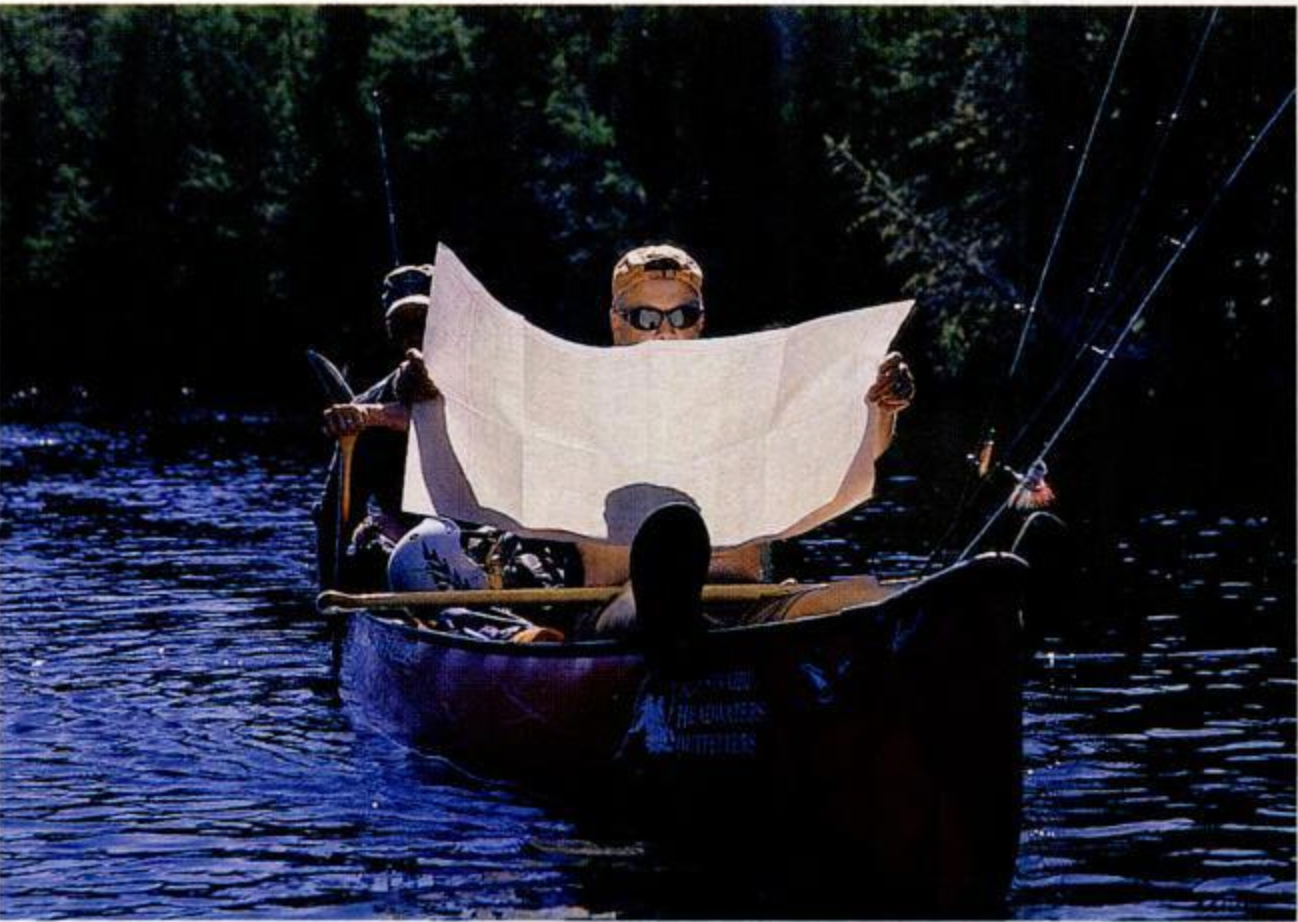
866,352,915,412
394,349,439,404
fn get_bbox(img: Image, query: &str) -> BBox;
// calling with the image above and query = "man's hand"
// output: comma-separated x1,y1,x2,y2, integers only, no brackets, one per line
323,402,412,437
393,348,439,404
323,403,369,437
866,352,915,413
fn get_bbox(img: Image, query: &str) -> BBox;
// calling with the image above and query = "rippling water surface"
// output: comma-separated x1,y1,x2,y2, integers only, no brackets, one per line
1,419,1293,918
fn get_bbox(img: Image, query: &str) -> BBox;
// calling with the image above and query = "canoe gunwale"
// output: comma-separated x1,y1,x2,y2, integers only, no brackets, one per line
342,551,1029,659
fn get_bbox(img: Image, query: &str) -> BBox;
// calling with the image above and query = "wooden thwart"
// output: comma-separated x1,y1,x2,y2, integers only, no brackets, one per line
317,582,821,613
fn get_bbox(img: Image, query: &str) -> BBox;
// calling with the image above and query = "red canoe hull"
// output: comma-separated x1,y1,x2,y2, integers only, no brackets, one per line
339,553,1028,913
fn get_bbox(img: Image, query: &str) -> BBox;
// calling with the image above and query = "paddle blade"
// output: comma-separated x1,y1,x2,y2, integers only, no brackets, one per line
306,349,355,404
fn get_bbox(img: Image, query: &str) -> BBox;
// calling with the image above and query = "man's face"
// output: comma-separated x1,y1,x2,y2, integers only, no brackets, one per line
386,306,427,351
609,277,705,346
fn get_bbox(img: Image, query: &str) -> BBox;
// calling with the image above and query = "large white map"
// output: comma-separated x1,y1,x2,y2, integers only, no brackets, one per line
404,245,912,548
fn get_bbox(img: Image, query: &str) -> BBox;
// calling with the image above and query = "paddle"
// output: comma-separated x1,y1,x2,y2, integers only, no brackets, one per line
306,349,355,404
305,349,359,589
336,433,357,529
317,582,820,614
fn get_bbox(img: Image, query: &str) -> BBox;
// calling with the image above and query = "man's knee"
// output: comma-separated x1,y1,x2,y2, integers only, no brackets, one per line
590,586,637,636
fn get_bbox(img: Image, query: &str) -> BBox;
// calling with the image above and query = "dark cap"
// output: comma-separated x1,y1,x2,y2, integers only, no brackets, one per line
382,264,435,319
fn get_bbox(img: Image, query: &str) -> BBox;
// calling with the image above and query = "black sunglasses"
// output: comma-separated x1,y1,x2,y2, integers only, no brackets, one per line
616,302,704,332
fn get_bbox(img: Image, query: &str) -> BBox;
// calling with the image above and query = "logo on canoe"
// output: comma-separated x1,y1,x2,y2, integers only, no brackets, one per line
620,668,766,761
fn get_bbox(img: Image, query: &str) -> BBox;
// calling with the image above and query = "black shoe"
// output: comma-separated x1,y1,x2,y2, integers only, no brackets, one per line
629,503,710,654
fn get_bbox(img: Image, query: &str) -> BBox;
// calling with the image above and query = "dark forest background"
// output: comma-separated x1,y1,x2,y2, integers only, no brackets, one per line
1,5,1294,526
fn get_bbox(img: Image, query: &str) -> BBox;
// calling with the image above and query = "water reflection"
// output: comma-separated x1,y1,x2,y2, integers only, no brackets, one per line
0,420,1293,918
1012,508,1295,920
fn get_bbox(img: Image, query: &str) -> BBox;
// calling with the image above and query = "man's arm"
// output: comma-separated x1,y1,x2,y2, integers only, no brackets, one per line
865,352,915,458
322,350,439,437
323,401,411,436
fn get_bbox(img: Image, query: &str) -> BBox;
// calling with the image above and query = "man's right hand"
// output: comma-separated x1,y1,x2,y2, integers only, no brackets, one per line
323,403,370,437
324,402,413,437
866,353,915,413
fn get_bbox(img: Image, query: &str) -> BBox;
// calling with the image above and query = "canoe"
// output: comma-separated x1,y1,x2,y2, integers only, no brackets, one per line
335,551,1028,913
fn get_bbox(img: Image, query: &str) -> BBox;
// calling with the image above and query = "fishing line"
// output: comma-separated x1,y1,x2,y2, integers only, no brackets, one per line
371,91,403,267
918,10,1136,573
955,86,1295,563
1006,6,1137,380
1069,8,1219,351
1000,9,1220,464
1000,254,1158,464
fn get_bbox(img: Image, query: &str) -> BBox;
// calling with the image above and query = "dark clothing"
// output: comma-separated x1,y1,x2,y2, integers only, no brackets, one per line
349,372,410,516
314,370,419,591
315,371,580,593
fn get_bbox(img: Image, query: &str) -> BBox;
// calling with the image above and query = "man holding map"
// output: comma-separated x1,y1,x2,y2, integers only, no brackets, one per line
567,244,914,633
330,242,914,637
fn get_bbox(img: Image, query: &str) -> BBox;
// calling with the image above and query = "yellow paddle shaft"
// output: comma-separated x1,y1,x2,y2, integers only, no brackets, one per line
318,582,821,613
337,432,358,527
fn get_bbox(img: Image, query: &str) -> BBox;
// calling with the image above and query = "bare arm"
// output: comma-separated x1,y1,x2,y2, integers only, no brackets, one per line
323,401,411,436
322,350,439,438
865,352,914,458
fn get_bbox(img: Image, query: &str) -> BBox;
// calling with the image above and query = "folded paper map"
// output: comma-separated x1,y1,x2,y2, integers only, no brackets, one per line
404,245,912,548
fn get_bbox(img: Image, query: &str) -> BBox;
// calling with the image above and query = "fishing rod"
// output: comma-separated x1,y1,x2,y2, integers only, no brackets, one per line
308,91,411,594
369,92,438,319
1073,9,1219,335
1006,6,1136,381
999,8,1220,465
371,90,403,267
919,10,1136,572
308,91,406,409
954,86,1296,563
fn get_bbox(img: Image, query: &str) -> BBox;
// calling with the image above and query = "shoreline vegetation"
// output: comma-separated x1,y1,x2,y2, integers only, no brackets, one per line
1,6,1293,517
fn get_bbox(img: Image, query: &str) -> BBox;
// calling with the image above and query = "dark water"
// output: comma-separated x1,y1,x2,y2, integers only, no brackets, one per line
1,419,1293,918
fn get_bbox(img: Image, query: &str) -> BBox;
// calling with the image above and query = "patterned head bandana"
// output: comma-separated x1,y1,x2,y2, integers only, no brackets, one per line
611,245,704,304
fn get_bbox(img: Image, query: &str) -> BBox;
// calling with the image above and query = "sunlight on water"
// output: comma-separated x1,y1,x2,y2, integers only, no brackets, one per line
1,421,1293,918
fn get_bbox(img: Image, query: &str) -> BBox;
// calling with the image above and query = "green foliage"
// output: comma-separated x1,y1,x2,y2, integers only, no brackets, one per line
825,8,1029,378
0,5,1290,411
2,8,109,287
